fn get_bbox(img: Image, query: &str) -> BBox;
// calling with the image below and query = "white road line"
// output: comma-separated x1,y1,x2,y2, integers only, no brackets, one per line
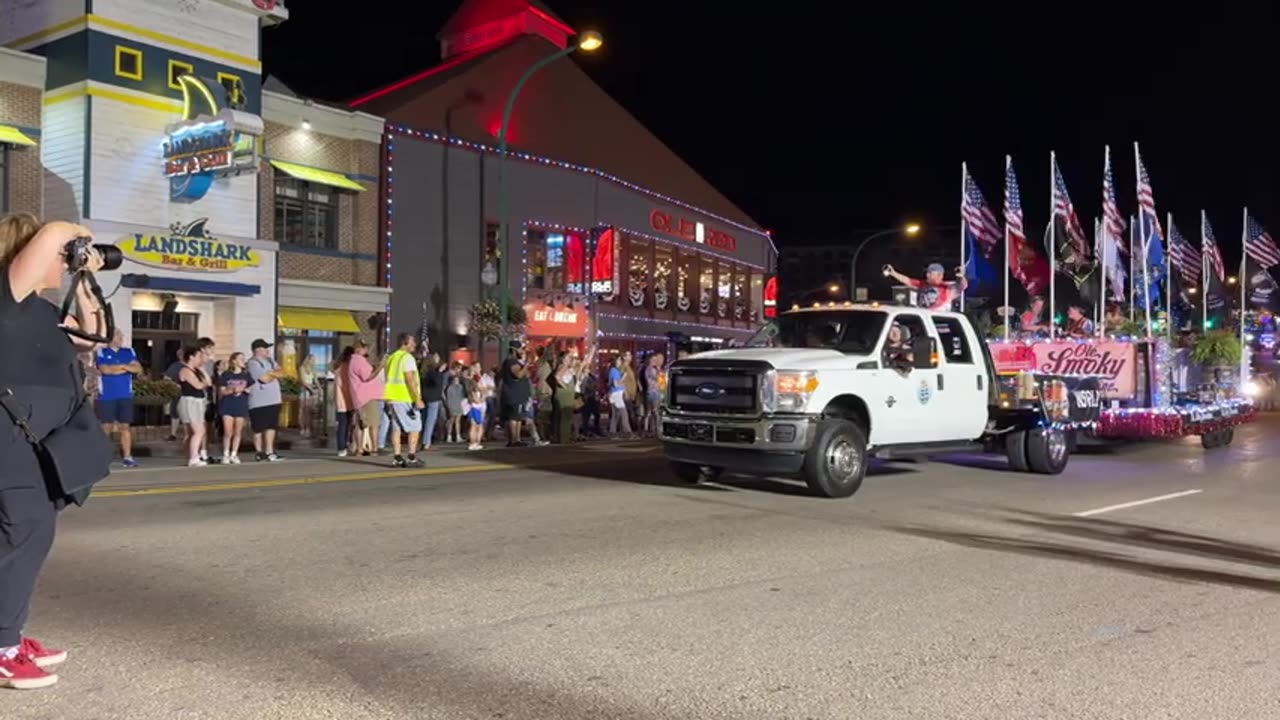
1072,489,1204,518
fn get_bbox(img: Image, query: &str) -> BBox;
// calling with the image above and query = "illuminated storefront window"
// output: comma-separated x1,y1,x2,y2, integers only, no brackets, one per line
734,265,749,321
526,229,549,290
627,234,651,309
717,261,731,318
676,249,696,313
653,243,673,312
699,258,715,316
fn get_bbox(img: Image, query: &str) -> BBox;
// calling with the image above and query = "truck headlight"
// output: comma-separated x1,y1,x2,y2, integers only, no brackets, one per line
763,370,819,413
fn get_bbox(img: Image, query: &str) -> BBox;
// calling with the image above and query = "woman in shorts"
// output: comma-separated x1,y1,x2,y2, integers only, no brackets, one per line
218,352,252,464
176,346,210,467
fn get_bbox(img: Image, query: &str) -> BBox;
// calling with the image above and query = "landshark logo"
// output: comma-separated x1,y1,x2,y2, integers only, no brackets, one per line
164,75,261,203
118,219,261,273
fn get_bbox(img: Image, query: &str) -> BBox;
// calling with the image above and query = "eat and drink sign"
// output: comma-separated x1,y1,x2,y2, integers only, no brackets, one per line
649,209,737,252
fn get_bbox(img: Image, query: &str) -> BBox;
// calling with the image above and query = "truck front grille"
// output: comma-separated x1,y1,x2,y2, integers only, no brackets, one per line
668,368,760,415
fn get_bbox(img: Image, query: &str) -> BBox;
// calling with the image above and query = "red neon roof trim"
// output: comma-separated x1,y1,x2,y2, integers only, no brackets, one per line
348,40,514,108
528,5,574,35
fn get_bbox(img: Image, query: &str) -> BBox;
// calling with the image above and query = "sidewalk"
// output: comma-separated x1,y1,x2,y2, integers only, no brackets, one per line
93,436,658,495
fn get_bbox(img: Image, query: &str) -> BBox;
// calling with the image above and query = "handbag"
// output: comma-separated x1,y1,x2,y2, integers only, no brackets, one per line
0,388,112,501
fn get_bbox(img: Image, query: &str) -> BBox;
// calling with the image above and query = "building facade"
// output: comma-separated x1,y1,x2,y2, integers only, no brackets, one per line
260,86,387,373
355,0,776,361
1,1,386,379
0,47,44,217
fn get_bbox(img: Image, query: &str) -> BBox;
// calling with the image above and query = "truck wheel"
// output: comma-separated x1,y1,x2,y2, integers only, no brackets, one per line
801,419,868,498
1222,428,1235,446
1200,428,1233,449
1005,430,1030,472
1025,426,1069,475
669,461,723,485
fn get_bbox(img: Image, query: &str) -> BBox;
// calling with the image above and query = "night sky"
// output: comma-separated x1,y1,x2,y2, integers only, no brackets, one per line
266,1,1280,262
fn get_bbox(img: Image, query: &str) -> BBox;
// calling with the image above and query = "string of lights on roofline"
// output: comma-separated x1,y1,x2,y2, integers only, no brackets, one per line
387,125,774,245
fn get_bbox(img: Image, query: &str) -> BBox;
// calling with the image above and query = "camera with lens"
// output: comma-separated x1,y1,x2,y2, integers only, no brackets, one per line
64,236,123,273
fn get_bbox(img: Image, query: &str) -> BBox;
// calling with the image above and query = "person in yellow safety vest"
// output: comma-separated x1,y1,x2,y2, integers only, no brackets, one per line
381,332,425,467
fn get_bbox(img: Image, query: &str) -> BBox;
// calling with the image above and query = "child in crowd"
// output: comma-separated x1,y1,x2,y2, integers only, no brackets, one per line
466,388,486,451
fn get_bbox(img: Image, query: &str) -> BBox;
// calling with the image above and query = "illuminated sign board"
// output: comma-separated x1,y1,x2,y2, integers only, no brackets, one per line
117,219,260,273
164,74,262,203
649,209,737,252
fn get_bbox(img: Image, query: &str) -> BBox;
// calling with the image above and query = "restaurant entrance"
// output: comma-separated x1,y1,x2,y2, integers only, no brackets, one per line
131,310,199,379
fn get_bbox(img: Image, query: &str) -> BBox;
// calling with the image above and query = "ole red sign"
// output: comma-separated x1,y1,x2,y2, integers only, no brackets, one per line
524,303,588,338
991,340,1137,399
649,209,737,252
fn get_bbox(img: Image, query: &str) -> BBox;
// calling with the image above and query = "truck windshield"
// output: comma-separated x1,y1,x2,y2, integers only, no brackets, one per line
747,310,888,354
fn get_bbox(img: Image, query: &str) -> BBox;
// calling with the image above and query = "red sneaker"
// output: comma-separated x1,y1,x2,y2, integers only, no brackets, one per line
21,637,67,668
0,652,58,689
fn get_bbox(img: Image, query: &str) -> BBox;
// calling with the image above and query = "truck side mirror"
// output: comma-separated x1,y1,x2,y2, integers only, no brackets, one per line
911,336,937,369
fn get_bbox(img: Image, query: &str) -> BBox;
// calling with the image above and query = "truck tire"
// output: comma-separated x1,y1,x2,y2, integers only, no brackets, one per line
801,419,868,498
1200,428,1233,449
1005,430,1030,472
669,461,723,485
1025,426,1069,475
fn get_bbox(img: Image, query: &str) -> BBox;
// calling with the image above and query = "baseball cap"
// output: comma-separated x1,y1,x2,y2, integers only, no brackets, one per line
926,263,945,274
251,338,273,350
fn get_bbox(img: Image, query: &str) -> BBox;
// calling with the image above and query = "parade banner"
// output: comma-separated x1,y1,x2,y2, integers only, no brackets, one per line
992,340,1136,399
1036,374,1102,424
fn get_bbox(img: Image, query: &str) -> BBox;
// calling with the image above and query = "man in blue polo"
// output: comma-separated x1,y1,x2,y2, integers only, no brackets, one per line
96,328,143,468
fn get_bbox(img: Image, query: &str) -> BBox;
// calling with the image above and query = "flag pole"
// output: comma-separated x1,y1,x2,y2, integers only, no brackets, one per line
1049,151,1057,340
1134,144,1153,338
1003,156,1011,341
1241,206,1249,388
1165,211,1173,339
1095,215,1105,335
1102,146,1111,338
1201,210,1209,330
959,162,967,313
1129,215,1136,323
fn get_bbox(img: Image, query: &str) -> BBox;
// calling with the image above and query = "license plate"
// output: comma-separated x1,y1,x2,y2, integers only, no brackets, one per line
689,423,713,441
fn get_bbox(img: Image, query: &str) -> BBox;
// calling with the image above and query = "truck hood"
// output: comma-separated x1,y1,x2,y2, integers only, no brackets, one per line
690,347,866,370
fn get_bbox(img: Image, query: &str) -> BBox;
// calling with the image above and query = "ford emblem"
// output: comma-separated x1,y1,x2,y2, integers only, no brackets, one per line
695,382,725,400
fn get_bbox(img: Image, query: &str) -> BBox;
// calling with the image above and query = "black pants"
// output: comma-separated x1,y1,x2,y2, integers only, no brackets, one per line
0,485,57,647
335,410,354,451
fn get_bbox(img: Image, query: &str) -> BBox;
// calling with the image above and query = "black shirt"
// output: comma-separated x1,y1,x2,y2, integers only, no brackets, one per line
0,270,79,390
500,358,530,405
421,364,446,403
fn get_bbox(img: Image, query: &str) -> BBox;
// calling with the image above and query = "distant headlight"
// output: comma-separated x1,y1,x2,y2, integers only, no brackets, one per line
763,370,819,413
1242,380,1260,397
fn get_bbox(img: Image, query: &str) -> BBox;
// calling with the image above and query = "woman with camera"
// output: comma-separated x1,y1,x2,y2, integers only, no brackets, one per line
0,214,114,689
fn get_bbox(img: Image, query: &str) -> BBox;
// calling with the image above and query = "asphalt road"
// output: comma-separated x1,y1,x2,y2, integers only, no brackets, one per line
8,417,1280,719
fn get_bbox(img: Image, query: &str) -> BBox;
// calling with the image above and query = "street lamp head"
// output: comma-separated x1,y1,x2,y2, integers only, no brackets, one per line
904,223,921,236
577,31,604,52
828,284,840,293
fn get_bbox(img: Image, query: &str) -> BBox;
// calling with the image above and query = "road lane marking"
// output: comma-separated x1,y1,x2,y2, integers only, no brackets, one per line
92,463,518,497
1072,490,1203,518
91,455,626,498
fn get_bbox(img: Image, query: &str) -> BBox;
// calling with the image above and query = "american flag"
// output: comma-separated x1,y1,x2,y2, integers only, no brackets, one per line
1101,150,1127,255
1245,214,1280,269
1203,217,1226,283
1004,161,1024,243
1167,221,1200,282
962,171,1001,256
1051,160,1089,258
1135,149,1164,251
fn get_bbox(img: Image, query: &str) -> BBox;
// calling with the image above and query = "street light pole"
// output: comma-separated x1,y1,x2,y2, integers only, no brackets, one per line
496,31,603,361
849,224,920,299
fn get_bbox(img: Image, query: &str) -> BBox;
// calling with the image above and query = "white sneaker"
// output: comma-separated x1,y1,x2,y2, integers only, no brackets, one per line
188,459,207,467
229,454,242,464
337,449,349,458
222,454,232,465
468,443,482,451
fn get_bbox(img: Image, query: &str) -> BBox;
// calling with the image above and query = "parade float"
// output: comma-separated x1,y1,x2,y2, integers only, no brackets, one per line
986,332,1255,448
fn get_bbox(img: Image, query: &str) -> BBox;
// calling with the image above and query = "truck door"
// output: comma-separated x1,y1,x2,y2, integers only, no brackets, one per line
930,315,989,441
873,313,950,445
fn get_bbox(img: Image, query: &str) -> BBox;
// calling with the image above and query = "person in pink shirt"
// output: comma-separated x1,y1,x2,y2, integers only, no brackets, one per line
345,339,385,457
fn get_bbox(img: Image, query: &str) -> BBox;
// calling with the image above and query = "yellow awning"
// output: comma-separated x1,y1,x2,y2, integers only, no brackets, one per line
278,307,361,333
269,159,365,192
0,124,37,146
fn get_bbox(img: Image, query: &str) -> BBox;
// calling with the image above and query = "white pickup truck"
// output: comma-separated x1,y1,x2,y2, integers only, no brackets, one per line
660,304,1093,498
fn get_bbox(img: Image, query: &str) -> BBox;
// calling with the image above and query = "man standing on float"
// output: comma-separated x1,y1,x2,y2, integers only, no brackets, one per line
883,262,968,311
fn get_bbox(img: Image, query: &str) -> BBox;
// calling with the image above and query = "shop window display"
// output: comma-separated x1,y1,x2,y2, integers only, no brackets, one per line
653,244,673,311
677,250,696,313
526,229,549,290
628,236,651,308
734,265,749,320
699,260,715,315
717,263,732,318
274,178,338,249
545,232,566,292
